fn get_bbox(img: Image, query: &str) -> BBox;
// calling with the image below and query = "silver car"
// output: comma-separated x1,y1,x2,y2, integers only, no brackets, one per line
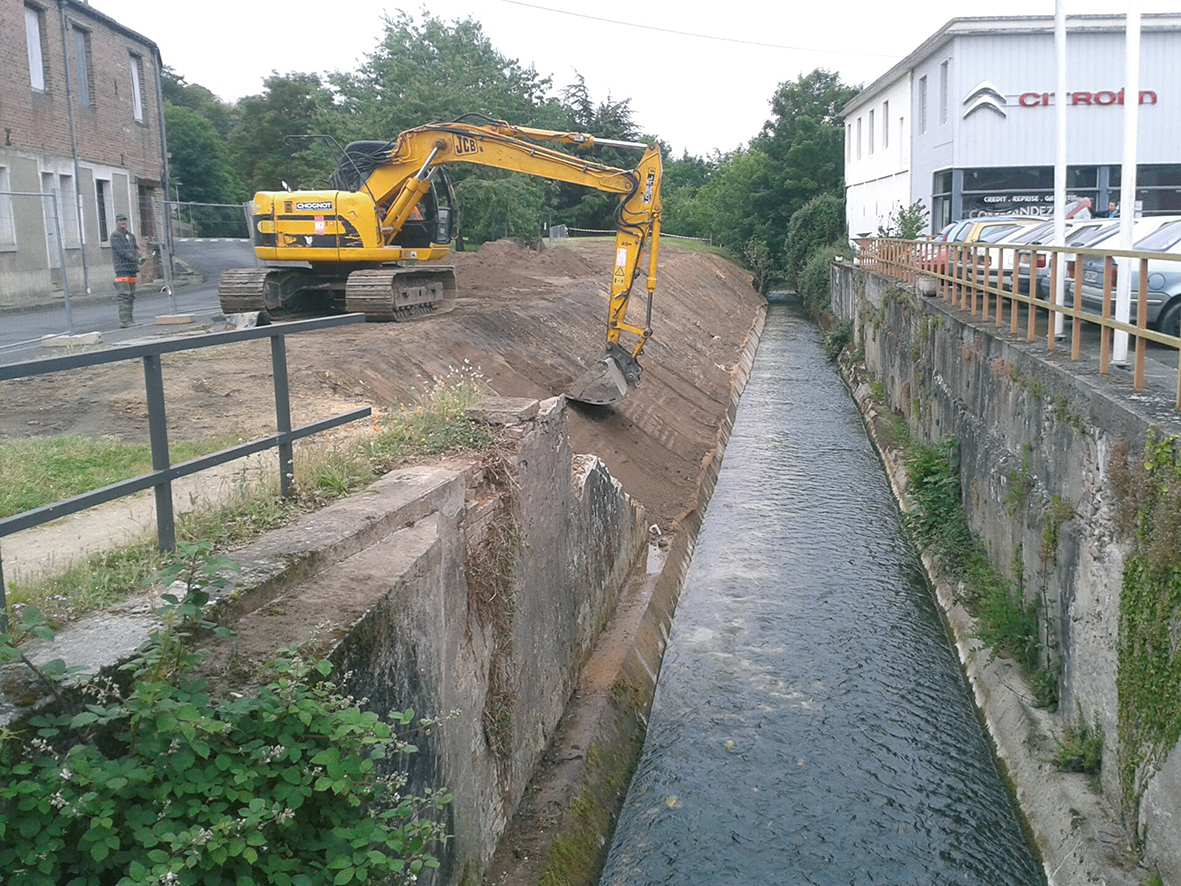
1073,220,1181,335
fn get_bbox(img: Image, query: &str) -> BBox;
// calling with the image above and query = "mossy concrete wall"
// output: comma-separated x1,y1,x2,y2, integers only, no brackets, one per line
832,263,1181,885
0,396,647,886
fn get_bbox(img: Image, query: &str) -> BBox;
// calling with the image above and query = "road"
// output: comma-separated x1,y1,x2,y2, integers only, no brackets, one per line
0,239,256,364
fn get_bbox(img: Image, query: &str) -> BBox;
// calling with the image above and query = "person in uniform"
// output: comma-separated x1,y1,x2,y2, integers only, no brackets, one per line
110,213,144,327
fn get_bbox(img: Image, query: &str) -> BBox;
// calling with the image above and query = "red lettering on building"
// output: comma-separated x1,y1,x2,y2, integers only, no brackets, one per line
1018,89,1158,107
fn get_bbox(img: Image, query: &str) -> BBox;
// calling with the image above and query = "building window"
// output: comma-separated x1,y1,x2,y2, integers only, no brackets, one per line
25,5,46,91
846,124,852,161
0,167,17,250
73,26,92,107
919,76,928,134
856,117,862,160
130,54,145,122
868,110,875,155
882,101,889,149
96,179,112,243
940,61,949,125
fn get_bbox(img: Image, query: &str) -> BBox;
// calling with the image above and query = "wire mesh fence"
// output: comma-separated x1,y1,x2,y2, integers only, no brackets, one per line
167,201,251,240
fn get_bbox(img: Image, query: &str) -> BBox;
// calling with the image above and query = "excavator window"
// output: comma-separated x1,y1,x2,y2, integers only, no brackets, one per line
392,169,455,249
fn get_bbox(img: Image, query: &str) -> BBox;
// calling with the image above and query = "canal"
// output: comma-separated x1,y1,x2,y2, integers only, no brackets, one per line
599,300,1045,885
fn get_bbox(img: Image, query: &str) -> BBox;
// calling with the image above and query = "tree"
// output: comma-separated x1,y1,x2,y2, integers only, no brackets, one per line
161,66,235,138
164,104,246,205
227,73,340,194
546,72,646,232
877,200,930,239
749,69,859,237
783,193,846,287
331,13,561,138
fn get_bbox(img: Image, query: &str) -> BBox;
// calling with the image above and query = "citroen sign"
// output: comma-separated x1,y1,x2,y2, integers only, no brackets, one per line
962,81,1008,119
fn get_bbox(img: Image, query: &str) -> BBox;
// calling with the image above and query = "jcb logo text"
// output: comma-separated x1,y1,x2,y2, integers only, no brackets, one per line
455,135,480,155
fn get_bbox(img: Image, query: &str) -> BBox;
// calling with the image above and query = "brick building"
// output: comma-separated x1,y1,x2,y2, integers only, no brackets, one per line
1,0,167,306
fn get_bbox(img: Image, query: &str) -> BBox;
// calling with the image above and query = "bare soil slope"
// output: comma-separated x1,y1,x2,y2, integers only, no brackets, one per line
0,239,763,529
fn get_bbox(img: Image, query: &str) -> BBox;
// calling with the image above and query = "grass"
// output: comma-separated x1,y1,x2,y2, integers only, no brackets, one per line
0,435,235,518
3,372,496,629
1050,707,1104,775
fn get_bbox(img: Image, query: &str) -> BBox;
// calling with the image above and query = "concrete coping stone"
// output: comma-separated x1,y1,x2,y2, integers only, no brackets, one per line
467,397,539,426
0,464,466,727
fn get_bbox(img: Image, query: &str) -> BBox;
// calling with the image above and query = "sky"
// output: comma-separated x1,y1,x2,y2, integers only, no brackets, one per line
95,0,1180,158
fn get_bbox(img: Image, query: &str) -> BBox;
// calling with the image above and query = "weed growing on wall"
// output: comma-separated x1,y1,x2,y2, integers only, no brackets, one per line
465,442,524,769
0,544,449,885
1050,705,1104,775
823,319,852,361
904,439,1057,706
1108,432,1181,826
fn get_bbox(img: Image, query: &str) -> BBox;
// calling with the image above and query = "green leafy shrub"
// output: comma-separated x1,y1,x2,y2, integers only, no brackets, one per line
822,319,852,361
0,544,449,886
783,193,846,287
797,244,843,317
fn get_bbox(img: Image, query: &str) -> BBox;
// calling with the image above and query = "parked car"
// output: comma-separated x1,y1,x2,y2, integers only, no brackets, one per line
919,216,1044,276
1073,220,1181,335
1008,218,1120,297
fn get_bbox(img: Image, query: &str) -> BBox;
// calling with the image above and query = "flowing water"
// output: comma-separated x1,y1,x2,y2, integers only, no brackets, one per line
599,301,1044,886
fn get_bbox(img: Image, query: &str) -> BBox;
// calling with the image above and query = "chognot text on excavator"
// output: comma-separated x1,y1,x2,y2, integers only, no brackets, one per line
218,115,663,405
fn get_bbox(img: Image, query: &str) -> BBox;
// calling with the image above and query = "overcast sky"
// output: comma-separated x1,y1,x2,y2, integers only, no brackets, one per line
95,0,1177,157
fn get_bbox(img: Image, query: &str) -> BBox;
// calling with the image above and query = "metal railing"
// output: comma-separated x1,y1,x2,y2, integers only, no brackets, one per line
858,237,1181,409
0,315,372,627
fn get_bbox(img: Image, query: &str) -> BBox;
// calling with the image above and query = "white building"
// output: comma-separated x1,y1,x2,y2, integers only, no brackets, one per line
843,14,1181,238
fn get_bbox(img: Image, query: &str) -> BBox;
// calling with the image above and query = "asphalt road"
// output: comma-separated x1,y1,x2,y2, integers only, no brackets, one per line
0,239,257,364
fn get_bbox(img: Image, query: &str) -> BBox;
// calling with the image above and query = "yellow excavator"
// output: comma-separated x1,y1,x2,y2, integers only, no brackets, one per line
218,115,662,405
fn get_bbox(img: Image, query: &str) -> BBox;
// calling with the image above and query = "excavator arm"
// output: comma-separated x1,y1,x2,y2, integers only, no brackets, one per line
336,120,663,401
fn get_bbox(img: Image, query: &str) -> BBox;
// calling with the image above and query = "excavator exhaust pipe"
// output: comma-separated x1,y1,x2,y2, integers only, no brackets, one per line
567,343,641,406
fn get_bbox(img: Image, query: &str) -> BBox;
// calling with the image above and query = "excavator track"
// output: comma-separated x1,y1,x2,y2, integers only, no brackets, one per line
217,267,339,319
344,267,457,321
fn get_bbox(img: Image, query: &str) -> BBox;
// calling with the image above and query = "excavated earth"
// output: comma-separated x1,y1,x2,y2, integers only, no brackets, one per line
0,239,763,533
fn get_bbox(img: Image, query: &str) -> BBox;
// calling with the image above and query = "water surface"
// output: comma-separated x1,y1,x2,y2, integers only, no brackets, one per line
600,301,1044,886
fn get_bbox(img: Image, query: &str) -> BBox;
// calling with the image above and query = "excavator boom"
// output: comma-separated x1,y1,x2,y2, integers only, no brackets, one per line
221,118,663,404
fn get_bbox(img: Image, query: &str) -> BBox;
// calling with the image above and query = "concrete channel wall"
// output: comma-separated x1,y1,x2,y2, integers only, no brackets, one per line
832,263,1181,885
0,395,648,884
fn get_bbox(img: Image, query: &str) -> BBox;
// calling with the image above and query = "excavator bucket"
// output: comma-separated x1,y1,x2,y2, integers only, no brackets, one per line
567,355,629,405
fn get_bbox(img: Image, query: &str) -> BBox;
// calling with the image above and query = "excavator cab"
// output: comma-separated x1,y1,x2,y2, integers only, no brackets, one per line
390,169,455,250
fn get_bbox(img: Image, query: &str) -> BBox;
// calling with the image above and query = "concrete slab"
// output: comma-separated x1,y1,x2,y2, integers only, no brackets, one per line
41,331,103,348
154,314,196,326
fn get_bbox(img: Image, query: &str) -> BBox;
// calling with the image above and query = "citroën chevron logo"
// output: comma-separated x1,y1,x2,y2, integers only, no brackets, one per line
962,81,1008,119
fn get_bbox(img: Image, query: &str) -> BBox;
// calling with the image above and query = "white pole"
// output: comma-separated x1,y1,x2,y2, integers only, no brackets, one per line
1052,0,1067,338
1113,2,1142,366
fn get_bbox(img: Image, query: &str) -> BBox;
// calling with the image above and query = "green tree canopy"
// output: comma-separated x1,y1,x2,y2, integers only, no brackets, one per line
161,67,235,138
784,193,847,286
164,104,245,204
750,69,859,237
227,73,339,194
331,13,562,138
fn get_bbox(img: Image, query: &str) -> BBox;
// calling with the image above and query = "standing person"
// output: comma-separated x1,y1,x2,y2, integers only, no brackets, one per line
110,213,143,327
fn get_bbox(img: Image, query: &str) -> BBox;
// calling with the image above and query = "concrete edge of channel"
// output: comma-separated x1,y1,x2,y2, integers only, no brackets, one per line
0,464,466,728
491,303,767,885
837,350,1146,886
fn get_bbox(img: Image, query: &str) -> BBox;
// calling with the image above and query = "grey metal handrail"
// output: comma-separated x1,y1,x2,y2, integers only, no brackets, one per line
0,314,373,629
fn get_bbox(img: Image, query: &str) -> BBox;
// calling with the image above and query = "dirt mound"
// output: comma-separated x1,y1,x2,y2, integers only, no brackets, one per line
0,240,763,530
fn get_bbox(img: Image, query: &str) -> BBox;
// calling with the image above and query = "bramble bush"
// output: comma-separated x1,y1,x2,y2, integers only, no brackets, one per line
0,542,449,886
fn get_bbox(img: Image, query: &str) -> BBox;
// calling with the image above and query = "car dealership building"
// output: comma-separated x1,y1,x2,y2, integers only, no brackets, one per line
842,14,1181,238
